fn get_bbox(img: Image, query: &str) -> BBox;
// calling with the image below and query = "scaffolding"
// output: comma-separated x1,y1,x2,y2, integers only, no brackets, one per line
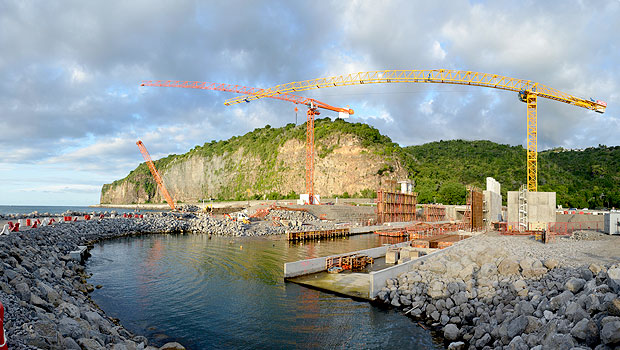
462,186,484,232
518,184,528,232
421,204,446,222
326,254,374,271
376,190,417,224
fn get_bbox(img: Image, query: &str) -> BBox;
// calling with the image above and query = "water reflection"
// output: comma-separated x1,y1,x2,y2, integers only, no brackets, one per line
87,233,442,349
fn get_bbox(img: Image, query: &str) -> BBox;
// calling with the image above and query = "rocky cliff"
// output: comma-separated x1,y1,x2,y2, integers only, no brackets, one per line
100,119,409,204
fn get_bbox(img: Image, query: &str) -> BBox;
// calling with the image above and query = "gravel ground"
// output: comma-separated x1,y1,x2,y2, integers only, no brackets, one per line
481,231,620,267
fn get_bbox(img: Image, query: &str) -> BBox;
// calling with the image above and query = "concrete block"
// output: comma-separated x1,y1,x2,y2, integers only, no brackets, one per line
400,247,420,259
605,212,620,235
385,249,399,264
69,246,88,262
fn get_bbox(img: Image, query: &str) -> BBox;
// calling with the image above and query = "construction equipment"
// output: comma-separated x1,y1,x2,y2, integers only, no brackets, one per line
136,140,176,211
224,69,607,192
141,80,354,205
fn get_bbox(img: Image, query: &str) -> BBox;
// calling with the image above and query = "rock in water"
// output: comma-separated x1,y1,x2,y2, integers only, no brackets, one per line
160,342,187,350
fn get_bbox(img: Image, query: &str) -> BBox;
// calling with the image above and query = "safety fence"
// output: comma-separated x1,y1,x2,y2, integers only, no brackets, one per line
547,221,603,235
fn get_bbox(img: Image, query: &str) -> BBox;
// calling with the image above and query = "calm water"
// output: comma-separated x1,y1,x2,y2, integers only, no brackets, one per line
0,205,158,215
87,234,443,349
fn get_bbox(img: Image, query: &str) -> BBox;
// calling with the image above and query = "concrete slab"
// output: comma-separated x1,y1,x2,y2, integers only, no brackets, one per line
288,272,372,300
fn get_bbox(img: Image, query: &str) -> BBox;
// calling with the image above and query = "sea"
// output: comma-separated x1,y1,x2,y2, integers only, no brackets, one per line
0,205,160,216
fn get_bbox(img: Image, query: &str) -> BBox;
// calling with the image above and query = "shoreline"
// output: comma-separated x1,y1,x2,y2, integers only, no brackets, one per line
2,211,619,349
0,211,297,349
0,209,346,349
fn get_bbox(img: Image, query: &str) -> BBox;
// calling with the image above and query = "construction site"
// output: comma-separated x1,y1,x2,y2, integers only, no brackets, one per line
113,71,619,302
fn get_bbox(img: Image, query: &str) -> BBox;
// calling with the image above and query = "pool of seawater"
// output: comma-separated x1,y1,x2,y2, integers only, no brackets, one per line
86,233,443,349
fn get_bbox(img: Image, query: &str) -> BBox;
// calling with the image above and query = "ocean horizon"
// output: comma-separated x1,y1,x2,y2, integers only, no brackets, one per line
0,205,160,216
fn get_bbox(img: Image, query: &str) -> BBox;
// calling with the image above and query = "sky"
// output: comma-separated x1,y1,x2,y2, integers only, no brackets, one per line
1,0,619,206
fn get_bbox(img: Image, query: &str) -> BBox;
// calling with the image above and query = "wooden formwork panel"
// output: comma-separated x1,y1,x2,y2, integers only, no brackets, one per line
471,190,484,231
287,228,350,241
411,240,430,249
376,190,418,224
374,229,408,237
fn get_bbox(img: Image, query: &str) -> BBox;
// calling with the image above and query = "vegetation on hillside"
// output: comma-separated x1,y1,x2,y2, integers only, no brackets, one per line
404,140,620,208
102,119,620,209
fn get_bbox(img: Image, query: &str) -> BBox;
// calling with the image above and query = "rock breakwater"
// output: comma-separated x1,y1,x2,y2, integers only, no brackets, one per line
377,233,620,349
0,211,303,349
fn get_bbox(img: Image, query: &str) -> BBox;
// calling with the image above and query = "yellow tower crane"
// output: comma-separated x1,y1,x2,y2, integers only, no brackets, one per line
224,69,607,192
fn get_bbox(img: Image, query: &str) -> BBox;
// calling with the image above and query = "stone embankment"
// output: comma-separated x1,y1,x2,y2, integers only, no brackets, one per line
377,233,620,350
0,210,321,349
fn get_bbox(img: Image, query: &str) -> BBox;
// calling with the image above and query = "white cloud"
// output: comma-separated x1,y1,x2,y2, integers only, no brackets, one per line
418,99,434,116
21,184,101,193
431,41,446,61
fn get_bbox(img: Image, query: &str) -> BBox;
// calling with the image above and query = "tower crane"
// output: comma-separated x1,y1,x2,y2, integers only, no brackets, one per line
136,140,176,211
141,80,354,204
224,69,607,192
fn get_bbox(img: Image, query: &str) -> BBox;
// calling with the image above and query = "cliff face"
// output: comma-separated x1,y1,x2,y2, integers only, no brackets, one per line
100,120,407,204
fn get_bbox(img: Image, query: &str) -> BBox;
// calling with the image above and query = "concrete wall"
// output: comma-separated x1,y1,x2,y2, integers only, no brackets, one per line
486,177,501,196
283,241,413,278
507,191,519,224
484,190,503,228
507,191,556,229
484,177,502,228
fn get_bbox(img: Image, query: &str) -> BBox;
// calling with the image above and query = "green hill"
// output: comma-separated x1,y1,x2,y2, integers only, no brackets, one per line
405,140,620,209
101,118,620,209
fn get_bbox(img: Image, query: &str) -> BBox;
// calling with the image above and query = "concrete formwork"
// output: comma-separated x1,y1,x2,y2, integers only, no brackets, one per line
507,191,556,230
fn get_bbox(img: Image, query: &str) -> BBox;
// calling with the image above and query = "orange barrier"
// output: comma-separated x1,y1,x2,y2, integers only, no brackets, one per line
0,299,6,350
7,222,19,232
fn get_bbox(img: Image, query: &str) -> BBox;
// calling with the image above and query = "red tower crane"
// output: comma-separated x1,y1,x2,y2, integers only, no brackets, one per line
141,80,353,204
136,140,176,211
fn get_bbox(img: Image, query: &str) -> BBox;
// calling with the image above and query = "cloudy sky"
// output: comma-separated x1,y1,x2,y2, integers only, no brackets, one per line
1,0,618,206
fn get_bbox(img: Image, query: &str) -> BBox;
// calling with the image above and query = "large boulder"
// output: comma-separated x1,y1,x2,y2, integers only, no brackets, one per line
160,342,186,350
550,291,574,311
498,257,520,275
570,318,599,347
443,323,460,341
479,262,498,277
428,259,447,274
428,280,447,298
607,266,620,293
608,298,620,316
543,258,559,270
601,321,620,345
507,315,528,338
565,277,586,293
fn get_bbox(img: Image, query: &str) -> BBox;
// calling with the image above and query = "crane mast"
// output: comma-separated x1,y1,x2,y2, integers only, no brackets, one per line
141,80,353,205
136,140,176,211
224,69,607,192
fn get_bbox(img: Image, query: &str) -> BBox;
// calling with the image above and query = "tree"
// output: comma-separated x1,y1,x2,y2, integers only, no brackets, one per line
438,182,466,205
